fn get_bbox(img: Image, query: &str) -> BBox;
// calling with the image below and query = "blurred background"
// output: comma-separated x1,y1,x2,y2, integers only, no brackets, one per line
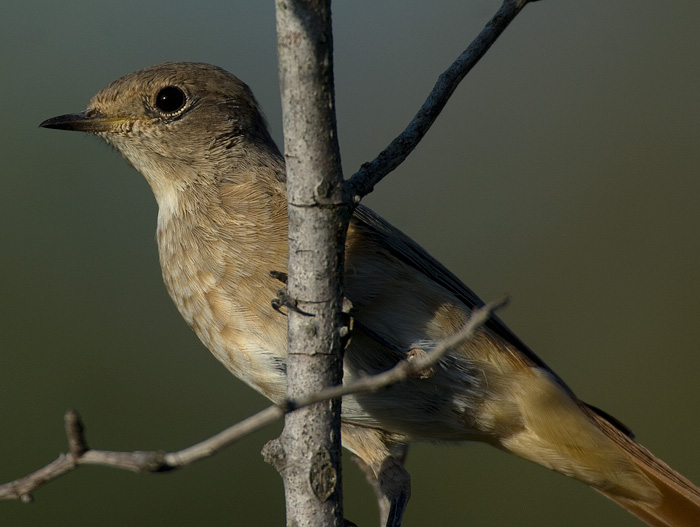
2,1,699,525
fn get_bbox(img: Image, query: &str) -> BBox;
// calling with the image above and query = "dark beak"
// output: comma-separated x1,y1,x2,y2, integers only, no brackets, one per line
40,111,125,133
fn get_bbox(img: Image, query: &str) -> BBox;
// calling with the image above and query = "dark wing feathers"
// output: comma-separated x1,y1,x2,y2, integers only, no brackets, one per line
352,204,633,437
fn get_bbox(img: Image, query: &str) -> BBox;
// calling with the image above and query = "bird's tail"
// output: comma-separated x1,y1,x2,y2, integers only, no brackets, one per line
586,406,700,527
493,364,700,526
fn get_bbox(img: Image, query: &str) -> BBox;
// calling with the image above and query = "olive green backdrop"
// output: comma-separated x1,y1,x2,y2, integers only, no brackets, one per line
2,1,699,526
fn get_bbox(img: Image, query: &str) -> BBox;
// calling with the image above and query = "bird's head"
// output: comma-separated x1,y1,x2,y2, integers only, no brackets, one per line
41,62,282,197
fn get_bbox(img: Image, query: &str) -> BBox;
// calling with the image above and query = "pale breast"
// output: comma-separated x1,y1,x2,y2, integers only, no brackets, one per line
156,197,289,402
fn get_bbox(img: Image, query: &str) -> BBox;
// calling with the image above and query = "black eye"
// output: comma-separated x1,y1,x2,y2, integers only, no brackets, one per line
155,86,186,113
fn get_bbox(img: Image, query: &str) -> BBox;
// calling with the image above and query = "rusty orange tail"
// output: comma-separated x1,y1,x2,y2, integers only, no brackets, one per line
589,408,700,527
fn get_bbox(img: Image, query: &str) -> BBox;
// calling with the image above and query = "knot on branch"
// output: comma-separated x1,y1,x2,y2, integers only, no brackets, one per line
310,446,337,502
64,409,88,458
406,347,436,379
261,438,287,473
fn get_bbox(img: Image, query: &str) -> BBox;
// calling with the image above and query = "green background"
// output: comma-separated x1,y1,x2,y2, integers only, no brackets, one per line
2,1,699,526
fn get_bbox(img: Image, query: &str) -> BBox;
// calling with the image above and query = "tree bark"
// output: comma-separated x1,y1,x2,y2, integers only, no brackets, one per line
271,1,348,525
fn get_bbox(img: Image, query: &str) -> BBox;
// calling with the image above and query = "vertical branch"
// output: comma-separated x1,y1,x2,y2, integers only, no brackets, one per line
272,1,348,525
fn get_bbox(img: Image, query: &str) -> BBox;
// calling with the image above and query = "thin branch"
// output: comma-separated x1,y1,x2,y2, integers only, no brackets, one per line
0,298,505,504
346,0,535,201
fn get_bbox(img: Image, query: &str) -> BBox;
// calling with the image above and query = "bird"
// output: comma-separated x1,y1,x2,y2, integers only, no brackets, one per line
40,62,700,526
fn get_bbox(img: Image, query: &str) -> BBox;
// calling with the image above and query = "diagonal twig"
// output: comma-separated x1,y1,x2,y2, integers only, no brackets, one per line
347,0,537,201
0,298,506,504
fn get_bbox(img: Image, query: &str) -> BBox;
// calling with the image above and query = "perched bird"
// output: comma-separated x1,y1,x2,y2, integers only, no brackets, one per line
41,62,700,526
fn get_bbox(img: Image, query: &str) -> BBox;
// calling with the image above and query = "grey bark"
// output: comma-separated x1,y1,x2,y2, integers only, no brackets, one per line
272,1,348,526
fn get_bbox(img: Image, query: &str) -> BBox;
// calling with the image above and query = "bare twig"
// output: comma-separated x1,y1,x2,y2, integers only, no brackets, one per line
0,299,505,504
347,0,536,201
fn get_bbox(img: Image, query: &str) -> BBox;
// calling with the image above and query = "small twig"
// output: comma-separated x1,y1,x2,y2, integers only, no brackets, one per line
64,409,88,457
0,299,505,503
347,0,535,201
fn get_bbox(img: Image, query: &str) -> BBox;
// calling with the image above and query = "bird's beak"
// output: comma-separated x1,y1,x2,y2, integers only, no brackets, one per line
40,111,127,133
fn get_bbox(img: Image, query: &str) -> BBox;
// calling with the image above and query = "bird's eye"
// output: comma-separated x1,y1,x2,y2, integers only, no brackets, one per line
155,86,187,113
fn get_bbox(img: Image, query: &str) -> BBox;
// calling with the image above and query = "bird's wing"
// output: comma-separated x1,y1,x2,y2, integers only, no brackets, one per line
351,205,553,370
350,204,634,436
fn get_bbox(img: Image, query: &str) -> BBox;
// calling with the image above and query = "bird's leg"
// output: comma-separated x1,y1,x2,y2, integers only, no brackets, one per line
351,454,392,525
351,453,411,527
378,455,411,527
269,270,312,316
344,426,411,527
